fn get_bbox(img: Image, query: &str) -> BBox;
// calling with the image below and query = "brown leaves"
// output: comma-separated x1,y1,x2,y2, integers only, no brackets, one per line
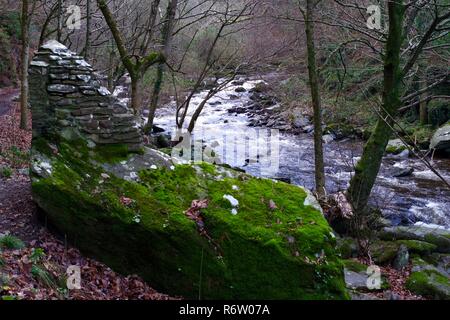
184,199,209,230
119,196,134,207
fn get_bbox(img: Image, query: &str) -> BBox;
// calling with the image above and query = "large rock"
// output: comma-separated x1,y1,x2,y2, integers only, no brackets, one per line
406,257,450,299
430,122,450,152
379,224,450,253
386,139,408,155
30,139,348,299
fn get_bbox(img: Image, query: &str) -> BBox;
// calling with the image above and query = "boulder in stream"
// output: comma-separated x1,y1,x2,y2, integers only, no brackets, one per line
430,122,450,153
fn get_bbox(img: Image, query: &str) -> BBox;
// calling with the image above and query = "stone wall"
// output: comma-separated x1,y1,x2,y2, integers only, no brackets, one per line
29,40,142,150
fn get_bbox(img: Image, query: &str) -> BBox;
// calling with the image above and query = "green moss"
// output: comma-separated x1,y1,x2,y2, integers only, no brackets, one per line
397,240,437,255
406,270,450,300
336,237,358,259
31,142,348,299
343,259,367,273
0,235,25,250
369,240,400,264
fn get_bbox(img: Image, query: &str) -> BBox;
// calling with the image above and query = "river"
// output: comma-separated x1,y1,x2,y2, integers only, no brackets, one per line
118,75,450,229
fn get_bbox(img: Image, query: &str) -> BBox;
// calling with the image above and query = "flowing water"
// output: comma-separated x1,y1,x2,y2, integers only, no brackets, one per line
119,76,450,228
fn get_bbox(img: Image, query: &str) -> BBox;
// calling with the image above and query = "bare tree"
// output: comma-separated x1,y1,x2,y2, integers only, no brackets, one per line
144,0,179,133
299,0,326,198
96,0,165,112
20,0,30,130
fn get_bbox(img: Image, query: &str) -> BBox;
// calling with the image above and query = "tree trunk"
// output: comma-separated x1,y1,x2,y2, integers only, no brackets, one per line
304,0,325,198
84,0,91,59
20,0,29,130
144,0,178,134
347,1,405,215
419,65,428,125
145,64,164,133
130,76,141,113
57,0,62,42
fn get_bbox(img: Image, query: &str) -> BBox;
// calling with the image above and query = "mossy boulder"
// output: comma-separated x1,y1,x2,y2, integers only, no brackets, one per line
30,138,348,300
385,139,408,155
324,123,355,140
369,240,400,265
430,122,450,154
406,269,450,300
343,259,367,273
397,240,437,256
379,225,450,253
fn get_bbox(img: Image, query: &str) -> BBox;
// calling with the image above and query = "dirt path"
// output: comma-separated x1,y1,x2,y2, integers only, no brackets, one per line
0,88,19,117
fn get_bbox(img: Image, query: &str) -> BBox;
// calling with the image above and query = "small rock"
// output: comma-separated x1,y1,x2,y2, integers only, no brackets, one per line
393,244,409,270
392,167,414,177
322,134,335,144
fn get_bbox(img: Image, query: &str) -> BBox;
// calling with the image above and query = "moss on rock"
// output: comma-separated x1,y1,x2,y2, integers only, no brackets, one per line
31,138,348,299
369,240,400,265
406,269,450,300
397,240,437,256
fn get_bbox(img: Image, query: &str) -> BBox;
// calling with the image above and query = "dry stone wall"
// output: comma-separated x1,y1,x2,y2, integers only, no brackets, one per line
29,40,142,150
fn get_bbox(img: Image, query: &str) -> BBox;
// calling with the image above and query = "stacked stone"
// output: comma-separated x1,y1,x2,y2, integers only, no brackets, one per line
29,40,142,150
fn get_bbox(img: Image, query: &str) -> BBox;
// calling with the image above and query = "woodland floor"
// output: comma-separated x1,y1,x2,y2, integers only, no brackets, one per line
0,93,172,300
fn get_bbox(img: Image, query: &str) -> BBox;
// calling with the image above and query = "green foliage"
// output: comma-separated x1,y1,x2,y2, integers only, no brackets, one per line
406,269,450,299
428,100,450,127
0,166,12,179
342,259,367,273
31,265,57,289
0,252,4,268
0,12,21,39
29,248,45,264
0,235,25,250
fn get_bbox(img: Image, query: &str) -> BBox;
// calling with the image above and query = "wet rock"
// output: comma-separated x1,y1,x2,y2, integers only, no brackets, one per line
235,87,246,93
292,113,310,129
392,167,414,177
303,125,314,133
47,84,77,94
152,125,165,133
406,267,450,299
430,122,450,153
322,134,335,144
386,139,408,155
344,269,368,291
249,82,269,93
393,244,409,270
379,225,450,253
271,177,291,184
231,80,245,86
228,106,246,114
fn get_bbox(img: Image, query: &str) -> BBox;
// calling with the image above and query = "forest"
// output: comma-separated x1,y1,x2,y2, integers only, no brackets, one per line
0,0,449,303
